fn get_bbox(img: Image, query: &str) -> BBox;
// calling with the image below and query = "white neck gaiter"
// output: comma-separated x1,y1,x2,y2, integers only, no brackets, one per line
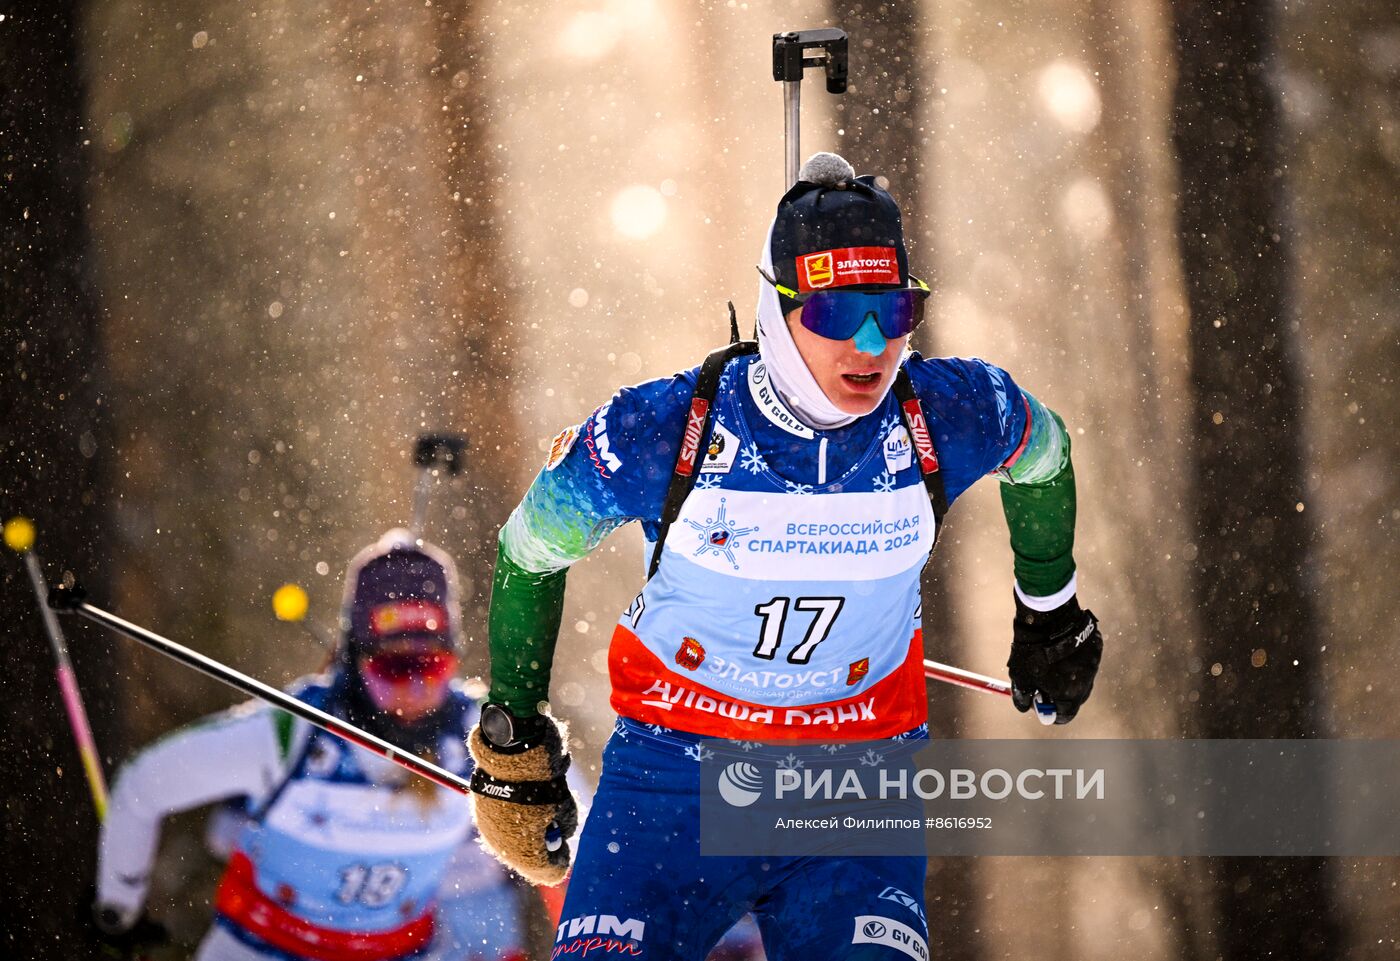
756,220,859,430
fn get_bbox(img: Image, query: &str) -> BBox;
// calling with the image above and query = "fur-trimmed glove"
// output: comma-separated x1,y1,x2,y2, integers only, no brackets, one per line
467,707,579,885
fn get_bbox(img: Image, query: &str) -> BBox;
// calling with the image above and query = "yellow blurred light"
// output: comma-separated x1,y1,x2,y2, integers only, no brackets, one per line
273,583,309,622
3,516,36,553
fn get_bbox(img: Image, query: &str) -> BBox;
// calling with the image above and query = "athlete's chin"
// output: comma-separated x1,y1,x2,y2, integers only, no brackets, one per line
830,392,886,416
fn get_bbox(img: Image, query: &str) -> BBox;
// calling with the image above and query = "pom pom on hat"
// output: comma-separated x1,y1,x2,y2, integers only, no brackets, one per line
798,151,856,187
768,154,910,311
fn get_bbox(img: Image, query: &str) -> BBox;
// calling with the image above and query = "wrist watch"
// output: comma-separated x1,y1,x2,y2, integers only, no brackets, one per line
480,702,544,750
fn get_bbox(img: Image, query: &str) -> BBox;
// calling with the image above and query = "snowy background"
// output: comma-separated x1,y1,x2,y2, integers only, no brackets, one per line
3,0,1397,958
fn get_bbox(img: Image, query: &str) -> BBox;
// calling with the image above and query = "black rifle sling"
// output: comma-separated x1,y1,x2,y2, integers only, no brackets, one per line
891,366,948,547
647,340,759,580
649,355,949,579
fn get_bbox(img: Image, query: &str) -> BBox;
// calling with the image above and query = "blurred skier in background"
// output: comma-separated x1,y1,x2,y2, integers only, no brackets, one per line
92,530,528,961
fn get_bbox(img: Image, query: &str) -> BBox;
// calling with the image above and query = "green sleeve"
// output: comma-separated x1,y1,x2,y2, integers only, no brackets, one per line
998,403,1077,598
486,539,569,716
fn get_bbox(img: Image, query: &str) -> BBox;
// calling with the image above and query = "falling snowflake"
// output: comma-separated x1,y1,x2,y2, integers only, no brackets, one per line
776,752,805,771
872,471,896,493
739,444,767,474
784,480,814,495
695,474,722,490
858,748,885,767
684,743,715,763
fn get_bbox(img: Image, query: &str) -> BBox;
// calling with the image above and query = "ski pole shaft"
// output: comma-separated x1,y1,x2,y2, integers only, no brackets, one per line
410,434,468,537
772,29,849,186
410,471,433,539
924,657,1058,724
922,658,1011,697
784,79,801,186
21,552,110,819
50,586,473,797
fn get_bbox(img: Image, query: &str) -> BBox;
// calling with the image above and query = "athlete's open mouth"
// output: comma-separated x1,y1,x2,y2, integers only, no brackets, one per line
842,372,881,389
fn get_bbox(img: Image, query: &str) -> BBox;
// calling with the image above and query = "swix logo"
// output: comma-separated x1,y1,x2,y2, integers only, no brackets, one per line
477,781,515,799
676,399,709,476
1074,618,1097,647
797,246,901,292
800,251,835,289
900,400,940,473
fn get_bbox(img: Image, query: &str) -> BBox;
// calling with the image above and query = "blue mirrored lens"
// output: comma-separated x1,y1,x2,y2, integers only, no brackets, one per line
797,289,925,341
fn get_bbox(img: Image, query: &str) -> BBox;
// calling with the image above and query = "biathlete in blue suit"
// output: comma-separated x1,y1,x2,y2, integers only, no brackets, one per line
467,153,1105,960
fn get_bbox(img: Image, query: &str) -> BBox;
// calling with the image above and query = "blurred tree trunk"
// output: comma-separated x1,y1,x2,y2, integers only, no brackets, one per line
427,0,522,674
1171,1,1340,957
80,0,518,941
1084,1,1206,955
0,3,124,957
830,5,981,959
1282,0,1400,951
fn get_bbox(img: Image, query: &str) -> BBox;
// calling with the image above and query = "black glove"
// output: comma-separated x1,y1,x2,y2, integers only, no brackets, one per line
1007,593,1103,725
468,706,579,885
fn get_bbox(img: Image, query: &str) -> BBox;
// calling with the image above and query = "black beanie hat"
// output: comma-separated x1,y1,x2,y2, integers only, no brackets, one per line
339,529,460,661
769,152,911,316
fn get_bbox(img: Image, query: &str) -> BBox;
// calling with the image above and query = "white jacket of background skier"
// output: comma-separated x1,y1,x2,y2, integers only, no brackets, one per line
96,673,527,961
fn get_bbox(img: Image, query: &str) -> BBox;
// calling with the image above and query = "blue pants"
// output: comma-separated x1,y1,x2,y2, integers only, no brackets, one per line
557,720,929,961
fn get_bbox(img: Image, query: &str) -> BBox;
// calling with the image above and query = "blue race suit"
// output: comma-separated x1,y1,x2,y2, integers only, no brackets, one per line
502,352,1062,959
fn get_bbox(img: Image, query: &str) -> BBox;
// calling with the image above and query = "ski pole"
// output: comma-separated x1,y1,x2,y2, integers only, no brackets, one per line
4,517,111,819
772,28,849,186
923,657,1057,725
410,434,467,538
46,581,475,796
922,658,1010,697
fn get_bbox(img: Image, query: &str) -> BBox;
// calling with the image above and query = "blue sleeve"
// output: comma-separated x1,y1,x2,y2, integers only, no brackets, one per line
498,369,697,573
905,354,1031,504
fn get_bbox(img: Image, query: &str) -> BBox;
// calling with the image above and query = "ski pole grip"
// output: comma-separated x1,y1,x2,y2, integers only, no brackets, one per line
413,434,468,476
47,580,88,612
771,28,848,93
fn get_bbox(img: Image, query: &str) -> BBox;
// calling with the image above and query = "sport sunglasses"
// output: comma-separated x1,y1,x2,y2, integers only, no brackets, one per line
361,649,458,683
758,266,931,341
